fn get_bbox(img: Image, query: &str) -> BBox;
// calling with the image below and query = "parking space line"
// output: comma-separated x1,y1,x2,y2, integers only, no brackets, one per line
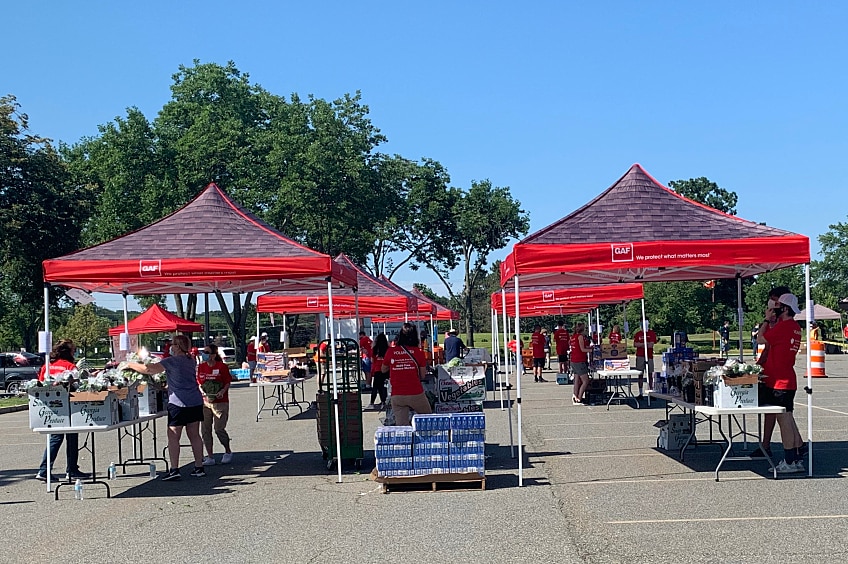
607,514,848,524
544,435,656,441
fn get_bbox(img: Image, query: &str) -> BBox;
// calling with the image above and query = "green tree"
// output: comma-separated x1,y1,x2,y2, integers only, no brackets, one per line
452,180,529,346
57,304,111,357
812,220,848,308
0,95,95,350
668,177,738,214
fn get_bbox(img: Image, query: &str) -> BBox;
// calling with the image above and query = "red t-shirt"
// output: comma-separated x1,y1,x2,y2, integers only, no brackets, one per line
38,359,76,382
608,331,622,345
633,330,657,358
530,331,545,358
569,333,589,363
359,335,373,359
762,318,801,390
382,345,426,396
553,329,570,355
196,360,232,403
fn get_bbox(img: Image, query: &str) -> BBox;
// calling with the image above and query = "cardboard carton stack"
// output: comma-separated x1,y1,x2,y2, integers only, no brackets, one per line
658,413,692,451
28,387,72,429
70,390,120,427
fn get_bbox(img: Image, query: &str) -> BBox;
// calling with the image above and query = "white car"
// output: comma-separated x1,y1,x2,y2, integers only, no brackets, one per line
216,347,237,365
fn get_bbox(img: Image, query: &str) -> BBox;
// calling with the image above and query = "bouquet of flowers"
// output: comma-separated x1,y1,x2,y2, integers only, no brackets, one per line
25,368,80,392
117,350,165,385
704,360,762,385
200,380,223,400
76,372,112,392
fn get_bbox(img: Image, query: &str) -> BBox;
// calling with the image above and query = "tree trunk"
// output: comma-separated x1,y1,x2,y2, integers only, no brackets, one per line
464,254,475,347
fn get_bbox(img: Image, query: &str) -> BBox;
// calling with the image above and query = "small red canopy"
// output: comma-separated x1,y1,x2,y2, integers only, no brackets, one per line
108,304,203,336
492,283,644,317
500,164,810,287
43,183,357,294
257,254,416,316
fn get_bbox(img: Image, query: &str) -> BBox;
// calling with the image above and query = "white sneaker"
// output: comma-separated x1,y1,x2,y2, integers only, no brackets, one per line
366,403,376,410
221,452,233,464
792,460,805,473
202,456,216,466
775,459,803,474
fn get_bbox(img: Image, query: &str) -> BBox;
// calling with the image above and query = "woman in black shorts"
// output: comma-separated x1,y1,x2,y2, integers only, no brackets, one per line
126,334,206,480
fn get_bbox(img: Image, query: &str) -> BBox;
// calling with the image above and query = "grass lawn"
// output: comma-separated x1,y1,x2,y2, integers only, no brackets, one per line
0,396,28,408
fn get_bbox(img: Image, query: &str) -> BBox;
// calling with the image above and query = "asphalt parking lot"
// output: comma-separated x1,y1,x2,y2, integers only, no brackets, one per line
2,354,847,563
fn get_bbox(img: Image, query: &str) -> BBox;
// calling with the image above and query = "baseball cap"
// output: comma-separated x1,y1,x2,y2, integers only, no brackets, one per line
778,293,800,314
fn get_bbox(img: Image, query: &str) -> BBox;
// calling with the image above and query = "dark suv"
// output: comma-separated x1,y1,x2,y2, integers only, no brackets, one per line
0,352,43,392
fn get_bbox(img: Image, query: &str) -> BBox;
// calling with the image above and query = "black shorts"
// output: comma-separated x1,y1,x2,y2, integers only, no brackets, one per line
557,354,569,363
168,403,204,426
759,385,795,412
533,358,546,368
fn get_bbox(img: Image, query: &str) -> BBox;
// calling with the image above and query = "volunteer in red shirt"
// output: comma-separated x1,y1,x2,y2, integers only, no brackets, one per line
196,343,233,466
35,339,89,481
246,333,270,382
633,322,658,398
381,322,431,426
570,322,593,405
553,321,570,375
530,325,548,383
359,330,374,388
757,293,805,473
608,325,623,345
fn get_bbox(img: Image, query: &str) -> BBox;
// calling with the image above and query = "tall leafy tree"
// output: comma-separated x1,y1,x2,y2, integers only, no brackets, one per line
0,95,94,350
452,180,529,345
57,303,111,357
812,220,848,308
668,177,738,214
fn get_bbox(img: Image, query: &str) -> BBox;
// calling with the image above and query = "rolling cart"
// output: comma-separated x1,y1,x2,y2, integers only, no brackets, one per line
316,338,363,470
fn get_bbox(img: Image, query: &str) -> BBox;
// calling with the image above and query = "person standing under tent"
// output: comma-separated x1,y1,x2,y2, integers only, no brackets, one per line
197,343,234,466
756,293,806,473
246,333,270,383
553,321,570,376
809,321,822,342
719,320,731,358
162,338,172,359
570,322,592,404
751,326,759,355
359,330,374,390
126,334,205,480
542,328,552,370
608,324,623,345
633,322,658,398
443,329,467,362
367,333,390,411
530,325,548,382
34,339,90,482
381,323,432,426
754,286,805,462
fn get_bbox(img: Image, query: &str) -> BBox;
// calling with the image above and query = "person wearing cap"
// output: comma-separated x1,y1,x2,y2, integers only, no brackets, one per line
443,328,467,362
530,325,548,382
756,292,805,473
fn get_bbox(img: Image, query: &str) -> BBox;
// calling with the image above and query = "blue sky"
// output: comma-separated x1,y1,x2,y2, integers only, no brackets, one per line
6,1,846,311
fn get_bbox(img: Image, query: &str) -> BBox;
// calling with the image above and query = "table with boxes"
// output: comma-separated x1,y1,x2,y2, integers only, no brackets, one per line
649,390,785,481
372,413,486,492
28,384,168,499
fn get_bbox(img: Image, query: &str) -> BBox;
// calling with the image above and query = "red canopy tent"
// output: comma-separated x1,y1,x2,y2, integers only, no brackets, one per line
498,164,813,484
108,304,203,336
372,287,459,323
42,183,357,483
492,283,644,317
257,254,416,317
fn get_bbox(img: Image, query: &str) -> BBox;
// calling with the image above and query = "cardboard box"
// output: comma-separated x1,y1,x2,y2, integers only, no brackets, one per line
668,413,692,432
713,374,759,408
137,383,160,415
601,344,627,359
463,348,492,363
28,387,71,429
112,383,139,421
70,390,120,427
436,366,486,403
603,359,631,371
658,427,690,451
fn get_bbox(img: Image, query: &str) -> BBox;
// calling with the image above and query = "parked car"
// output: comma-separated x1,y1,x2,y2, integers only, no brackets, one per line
217,347,237,366
0,352,44,393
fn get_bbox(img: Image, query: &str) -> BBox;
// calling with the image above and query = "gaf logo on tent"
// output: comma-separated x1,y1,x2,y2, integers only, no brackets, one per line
611,244,634,263
542,291,555,302
306,297,319,308
139,260,162,276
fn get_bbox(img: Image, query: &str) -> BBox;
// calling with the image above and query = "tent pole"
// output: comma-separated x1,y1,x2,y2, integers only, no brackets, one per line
204,293,210,348
736,275,744,361
256,309,260,351
493,308,502,406
805,263,813,476
641,299,650,407
430,313,435,366
327,280,343,483
514,275,523,486
43,285,52,493
502,290,514,454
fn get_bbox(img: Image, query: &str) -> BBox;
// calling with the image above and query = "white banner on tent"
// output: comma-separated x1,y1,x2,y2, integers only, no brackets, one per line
318,315,359,342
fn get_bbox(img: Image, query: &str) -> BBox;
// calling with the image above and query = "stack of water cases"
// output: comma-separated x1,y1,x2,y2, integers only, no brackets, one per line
449,413,486,475
374,426,414,477
412,414,451,475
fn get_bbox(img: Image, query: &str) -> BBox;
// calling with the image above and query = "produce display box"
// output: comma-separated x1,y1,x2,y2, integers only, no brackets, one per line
713,374,758,408
70,390,120,427
28,387,71,429
436,365,486,403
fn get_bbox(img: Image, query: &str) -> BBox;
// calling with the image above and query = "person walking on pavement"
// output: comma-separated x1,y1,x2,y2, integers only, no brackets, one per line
531,325,548,382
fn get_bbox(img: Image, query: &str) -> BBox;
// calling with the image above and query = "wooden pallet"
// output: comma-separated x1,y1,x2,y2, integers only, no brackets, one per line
370,468,485,493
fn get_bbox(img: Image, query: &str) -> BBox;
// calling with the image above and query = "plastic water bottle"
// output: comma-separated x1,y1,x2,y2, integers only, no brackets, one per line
74,479,83,500
108,461,117,480
149,463,157,478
